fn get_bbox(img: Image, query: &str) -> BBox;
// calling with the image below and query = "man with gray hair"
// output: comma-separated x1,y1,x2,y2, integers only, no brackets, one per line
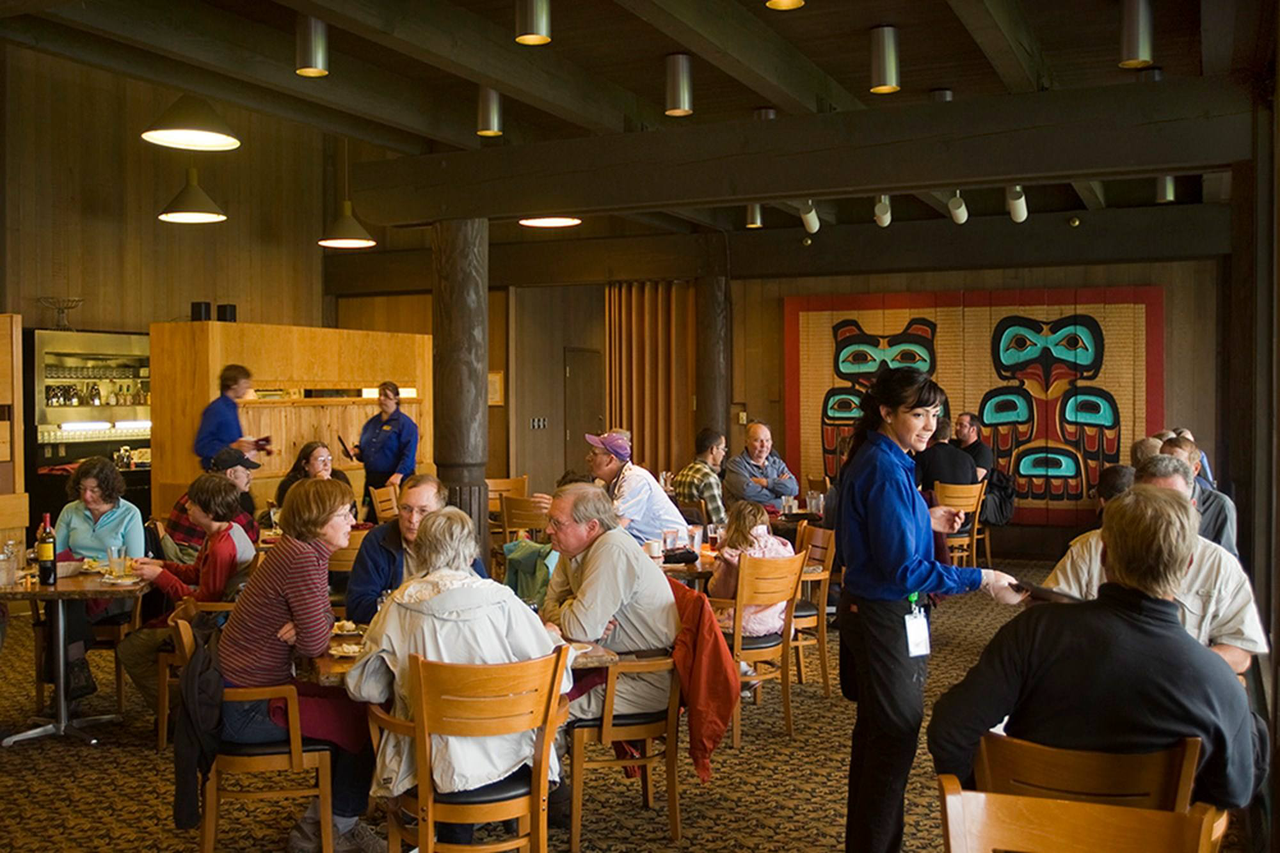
724,421,798,510
346,507,574,845
1161,436,1237,557
1044,454,1265,673
929,484,1267,809
1129,436,1163,467
541,483,680,721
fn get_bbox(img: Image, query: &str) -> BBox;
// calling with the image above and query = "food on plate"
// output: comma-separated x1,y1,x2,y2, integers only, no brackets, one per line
332,620,359,635
330,642,363,657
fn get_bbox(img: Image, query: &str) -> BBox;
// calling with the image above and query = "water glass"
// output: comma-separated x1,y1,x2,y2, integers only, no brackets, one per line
108,544,127,577
687,525,703,552
662,529,680,551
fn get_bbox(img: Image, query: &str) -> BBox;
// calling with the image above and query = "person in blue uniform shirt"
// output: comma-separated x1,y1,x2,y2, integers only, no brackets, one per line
837,366,1023,853
194,364,256,470
355,381,419,521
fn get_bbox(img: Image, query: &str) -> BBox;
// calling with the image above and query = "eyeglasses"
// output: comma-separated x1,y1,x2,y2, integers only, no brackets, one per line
398,504,432,520
545,516,575,531
313,456,333,465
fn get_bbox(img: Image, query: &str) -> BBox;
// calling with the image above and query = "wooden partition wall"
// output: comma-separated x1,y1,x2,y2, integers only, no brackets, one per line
0,315,27,547
150,321,432,515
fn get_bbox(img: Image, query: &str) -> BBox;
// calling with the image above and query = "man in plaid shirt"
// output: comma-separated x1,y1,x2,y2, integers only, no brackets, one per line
162,447,261,563
672,427,728,525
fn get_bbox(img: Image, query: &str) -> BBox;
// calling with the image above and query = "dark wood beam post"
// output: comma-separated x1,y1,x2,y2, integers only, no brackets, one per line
695,265,730,440
431,219,490,559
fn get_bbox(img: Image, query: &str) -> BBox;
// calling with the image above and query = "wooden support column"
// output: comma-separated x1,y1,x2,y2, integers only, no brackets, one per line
695,272,730,439
431,218,490,558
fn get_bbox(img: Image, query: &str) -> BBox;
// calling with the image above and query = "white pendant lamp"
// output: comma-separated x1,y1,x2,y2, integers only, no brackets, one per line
1006,185,1028,223
320,139,376,248
158,168,226,223
142,95,240,151
295,15,329,78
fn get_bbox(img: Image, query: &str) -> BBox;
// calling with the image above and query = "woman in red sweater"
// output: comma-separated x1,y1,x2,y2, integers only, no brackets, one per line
218,477,381,853
118,474,254,712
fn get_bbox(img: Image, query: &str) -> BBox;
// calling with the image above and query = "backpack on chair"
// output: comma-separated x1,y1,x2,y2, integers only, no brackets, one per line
980,469,1016,526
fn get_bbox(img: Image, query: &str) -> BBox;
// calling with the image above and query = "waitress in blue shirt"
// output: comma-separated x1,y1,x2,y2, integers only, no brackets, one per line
355,381,419,521
837,367,1022,853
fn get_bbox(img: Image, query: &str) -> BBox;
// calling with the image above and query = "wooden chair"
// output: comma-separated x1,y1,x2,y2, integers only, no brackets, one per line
371,485,399,523
486,475,528,514
327,527,371,619
676,499,709,525
711,551,807,749
569,656,682,853
169,615,334,853
155,596,239,752
33,593,142,716
938,774,1225,853
806,476,828,494
367,647,570,853
934,481,987,567
500,494,549,543
792,522,837,697
975,733,1201,812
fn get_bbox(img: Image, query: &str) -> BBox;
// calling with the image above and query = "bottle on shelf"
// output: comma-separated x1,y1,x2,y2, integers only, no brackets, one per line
36,513,56,585
107,383,118,406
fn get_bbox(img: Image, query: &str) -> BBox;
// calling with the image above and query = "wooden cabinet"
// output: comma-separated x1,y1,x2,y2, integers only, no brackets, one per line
150,322,432,515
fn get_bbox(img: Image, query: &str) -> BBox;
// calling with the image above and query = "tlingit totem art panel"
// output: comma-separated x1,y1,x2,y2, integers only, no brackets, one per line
784,288,1164,526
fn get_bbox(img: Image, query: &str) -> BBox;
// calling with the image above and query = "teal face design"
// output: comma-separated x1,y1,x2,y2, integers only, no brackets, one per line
1062,390,1118,429
836,342,932,377
990,314,1106,382
980,389,1033,428
824,391,863,421
1016,451,1080,478
997,324,1098,369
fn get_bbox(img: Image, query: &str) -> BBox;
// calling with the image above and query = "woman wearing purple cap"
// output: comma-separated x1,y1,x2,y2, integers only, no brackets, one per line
583,429,689,548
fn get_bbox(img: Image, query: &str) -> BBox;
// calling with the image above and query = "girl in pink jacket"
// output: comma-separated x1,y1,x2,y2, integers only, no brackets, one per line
709,501,795,636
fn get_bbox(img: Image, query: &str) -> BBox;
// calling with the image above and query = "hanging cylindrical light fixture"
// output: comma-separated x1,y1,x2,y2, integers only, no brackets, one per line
745,204,764,229
874,195,892,228
765,0,804,9
665,54,693,117
1119,0,1153,68
142,95,240,151
1155,176,1176,204
158,168,227,223
477,86,503,137
798,200,820,234
320,139,376,248
869,26,900,94
1006,185,1028,223
515,0,551,45
947,192,968,225
295,15,329,77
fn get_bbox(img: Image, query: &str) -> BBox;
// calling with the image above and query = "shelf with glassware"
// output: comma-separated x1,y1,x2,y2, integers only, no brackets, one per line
30,329,151,446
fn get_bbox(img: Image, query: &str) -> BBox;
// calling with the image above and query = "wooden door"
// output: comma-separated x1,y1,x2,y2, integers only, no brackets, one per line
564,348,605,475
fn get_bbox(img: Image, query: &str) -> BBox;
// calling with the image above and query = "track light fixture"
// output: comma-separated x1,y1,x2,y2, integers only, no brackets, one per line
1006,185,1028,223
869,26,900,94
295,15,328,77
665,54,693,117
1155,176,1175,204
798,201,820,234
745,204,763,229
874,195,892,228
515,0,551,45
947,192,968,225
477,87,503,137
1120,0,1153,68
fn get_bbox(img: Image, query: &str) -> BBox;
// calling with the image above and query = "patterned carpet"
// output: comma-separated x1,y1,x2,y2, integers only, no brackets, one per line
0,560,1248,852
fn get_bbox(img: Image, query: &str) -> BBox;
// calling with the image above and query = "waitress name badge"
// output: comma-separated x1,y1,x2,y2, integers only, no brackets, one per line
905,610,930,657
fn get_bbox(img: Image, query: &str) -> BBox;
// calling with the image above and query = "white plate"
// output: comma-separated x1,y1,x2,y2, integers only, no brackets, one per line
100,575,141,585
330,643,363,658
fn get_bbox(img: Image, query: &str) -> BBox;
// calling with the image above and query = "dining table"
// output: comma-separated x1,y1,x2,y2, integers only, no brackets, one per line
0,570,152,747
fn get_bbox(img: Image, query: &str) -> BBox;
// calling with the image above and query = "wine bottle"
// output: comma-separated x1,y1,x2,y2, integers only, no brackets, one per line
37,513,56,585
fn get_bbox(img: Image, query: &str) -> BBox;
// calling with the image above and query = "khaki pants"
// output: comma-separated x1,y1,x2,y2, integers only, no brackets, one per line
117,627,173,713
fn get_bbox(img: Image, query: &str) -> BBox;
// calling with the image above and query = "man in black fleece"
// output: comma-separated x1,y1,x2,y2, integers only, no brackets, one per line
928,484,1267,809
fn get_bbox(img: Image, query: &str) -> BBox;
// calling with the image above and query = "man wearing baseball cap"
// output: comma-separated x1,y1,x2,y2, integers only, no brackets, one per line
584,429,689,548
159,447,260,564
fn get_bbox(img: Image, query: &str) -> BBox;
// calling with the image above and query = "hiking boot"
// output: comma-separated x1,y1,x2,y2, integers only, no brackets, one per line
334,820,386,853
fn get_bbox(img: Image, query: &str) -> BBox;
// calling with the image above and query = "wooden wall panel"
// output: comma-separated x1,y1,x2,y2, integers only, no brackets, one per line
4,46,322,332
730,260,1220,468
335,290,509,478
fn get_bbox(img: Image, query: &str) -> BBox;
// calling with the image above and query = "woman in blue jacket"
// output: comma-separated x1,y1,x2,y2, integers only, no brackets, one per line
837,367,1022,853
355,381,419,521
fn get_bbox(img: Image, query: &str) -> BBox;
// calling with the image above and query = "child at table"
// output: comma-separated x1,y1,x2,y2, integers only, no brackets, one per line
708,500,794,637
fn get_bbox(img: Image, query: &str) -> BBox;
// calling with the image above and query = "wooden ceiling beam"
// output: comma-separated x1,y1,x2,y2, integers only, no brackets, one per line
325,204,1230,293
610,0,863,114
44,0,506,150
0,1,63,16
276,0,670,134
944,0,1053,93
0,15,430,154
350,78,1252,225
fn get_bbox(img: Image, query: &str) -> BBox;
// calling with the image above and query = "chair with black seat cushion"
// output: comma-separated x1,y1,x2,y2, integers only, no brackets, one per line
169,616,334,853
367,646,570,853
567,656,682,853
33,594,141,716
710,551,807,749
676,499,709,525
792,522,837,696
156,596,238,752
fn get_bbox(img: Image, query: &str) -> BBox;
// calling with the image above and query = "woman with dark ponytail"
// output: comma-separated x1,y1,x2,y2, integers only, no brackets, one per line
837,367,1022,853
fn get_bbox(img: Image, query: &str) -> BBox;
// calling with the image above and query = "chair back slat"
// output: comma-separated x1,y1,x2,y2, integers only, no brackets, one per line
737,552,808,609
409,648,569,739
934,481,986,514
975,734,1201,812
327,527,370,573
371,486,399,523
939,775,1221,853
501,494,550,541
797,525,837,573
487,475,529,513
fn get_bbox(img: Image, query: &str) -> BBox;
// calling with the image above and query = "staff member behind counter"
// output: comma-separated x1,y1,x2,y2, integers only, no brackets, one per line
194,364,259,470
354,381,419,521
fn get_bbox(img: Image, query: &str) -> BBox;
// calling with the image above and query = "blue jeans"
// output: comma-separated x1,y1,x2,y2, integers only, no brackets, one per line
221,699,374,818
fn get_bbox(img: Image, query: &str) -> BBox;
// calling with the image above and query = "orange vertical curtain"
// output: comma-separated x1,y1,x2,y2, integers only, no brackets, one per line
605,281,697,476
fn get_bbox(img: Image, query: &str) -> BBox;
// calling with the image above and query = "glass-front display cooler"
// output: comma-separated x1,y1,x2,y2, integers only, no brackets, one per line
24,329,152,525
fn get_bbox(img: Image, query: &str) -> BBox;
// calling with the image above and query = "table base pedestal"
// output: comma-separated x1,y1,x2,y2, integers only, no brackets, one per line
2,711,122,747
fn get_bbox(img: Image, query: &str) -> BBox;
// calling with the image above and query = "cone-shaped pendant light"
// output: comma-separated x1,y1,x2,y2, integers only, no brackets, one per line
142,95,240,151
320,139,376,248
159,168,227,223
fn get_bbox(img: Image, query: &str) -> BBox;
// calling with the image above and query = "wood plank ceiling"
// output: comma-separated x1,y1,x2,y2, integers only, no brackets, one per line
8,0,1271,236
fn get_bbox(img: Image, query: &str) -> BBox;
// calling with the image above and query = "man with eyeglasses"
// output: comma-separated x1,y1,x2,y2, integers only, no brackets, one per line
344,474,488,624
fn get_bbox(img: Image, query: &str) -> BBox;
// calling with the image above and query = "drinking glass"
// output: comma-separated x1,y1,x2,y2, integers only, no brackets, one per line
706,524,721,550
108,544,126,577
662,529,680,551
687,525,703,551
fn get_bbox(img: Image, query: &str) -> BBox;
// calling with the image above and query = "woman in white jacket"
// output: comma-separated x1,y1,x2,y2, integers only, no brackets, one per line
345,507,574,844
